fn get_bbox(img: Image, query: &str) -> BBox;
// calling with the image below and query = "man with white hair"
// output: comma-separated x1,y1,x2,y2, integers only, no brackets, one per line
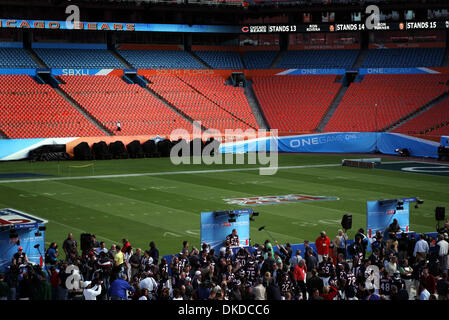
139,272,158,299
83,280,102,300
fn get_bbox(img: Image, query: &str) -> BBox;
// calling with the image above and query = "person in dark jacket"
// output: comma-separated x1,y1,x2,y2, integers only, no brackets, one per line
149,242,159,265
266,278,282,300
33,272,52,300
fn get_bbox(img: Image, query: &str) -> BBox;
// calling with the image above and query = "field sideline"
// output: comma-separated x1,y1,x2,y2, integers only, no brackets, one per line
0,154,448,257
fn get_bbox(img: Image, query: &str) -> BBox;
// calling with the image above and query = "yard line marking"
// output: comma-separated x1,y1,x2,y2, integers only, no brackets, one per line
0,163,341,183
0,160,415,184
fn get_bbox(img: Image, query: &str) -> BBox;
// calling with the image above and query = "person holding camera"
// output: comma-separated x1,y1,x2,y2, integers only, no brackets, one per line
83,280,102,300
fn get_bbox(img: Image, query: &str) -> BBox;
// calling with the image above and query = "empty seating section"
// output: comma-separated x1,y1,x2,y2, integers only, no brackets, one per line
252,75,342,133
243,51,278,69
147,75,255,131
361,48,444,68
118,50,205,69
0,75,103,138
324,74,449,132
194,51,243,69
59,75,192,136
277,50,359,69
180,75,258,128
0,48,38,68
393,97,449,135
35,48,124,69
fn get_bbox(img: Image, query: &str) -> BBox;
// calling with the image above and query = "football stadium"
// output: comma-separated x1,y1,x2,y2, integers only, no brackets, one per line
0,0,449,304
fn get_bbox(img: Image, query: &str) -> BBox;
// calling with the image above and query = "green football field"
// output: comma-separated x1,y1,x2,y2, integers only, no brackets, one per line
0,154,448,257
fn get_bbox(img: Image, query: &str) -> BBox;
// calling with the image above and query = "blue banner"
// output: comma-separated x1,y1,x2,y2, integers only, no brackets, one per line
377,133,439,158
219,132,439,158
358,68,438,75
367,199,410,240
0,19,241,34
201,209,251,252
277,68,347,75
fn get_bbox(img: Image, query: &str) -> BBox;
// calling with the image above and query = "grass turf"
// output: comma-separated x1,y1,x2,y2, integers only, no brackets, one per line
0,154,447,257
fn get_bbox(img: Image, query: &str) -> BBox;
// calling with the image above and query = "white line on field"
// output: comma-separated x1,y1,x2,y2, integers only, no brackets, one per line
0,160,418,184
0,163,341,183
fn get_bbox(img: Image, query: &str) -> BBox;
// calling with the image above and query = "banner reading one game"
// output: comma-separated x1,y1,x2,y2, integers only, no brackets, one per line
366,199,412,240
201,209,251,251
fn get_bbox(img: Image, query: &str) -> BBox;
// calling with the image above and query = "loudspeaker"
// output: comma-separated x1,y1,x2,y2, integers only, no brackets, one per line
80,233,92,252
436,207,446,221
341,214,352,230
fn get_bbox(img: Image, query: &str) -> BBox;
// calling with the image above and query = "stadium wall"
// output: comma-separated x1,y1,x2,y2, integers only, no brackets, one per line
0,132,440,161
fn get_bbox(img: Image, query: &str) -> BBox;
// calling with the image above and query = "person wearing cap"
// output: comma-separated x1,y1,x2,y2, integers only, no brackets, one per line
192,270,202,290
437,233,449,274
315,231,331,263
12,247,28,265
83,280,102,300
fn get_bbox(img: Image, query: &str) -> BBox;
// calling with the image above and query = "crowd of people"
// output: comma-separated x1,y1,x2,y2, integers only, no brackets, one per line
1,221,449,301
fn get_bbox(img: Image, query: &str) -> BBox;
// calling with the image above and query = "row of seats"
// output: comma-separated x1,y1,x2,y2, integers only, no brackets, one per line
393,96,449,135
180,75,259,128
1,74,447,139
323,74,449,132
361,48,445,68
147,75,257,132
277,50,359,69
194,51,244,69
35,48,125,69
118,50,205,69
0,75,104,138
0,47,446,69
252,75,342,133
59,75,193,136
0,48,38,69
